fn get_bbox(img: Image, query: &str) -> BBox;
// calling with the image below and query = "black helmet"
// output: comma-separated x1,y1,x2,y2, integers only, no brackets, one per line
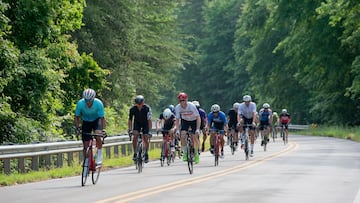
135,95,144,104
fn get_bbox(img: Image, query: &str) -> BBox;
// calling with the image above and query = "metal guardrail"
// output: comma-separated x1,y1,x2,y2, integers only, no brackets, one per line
0,134,163,175
0,125,309,175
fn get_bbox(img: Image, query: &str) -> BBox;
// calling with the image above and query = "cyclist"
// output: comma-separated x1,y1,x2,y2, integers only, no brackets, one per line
207,104,228,158
258,103,273,146
74,88,106,165
279,109,291,143
271,111,279,138
237,95,257,157
227,102,240,148
175,92,201,164
157,108,176,161
128,95,152,163
192,100,208,152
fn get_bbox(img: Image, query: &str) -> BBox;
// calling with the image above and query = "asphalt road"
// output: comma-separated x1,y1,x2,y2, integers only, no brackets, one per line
1,135,360,203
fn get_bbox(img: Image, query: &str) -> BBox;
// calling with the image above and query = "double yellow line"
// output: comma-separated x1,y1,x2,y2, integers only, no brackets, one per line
96,142,298,203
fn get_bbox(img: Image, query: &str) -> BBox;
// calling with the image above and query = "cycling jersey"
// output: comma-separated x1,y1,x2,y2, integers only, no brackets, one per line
280,113,291,124
175,102,199,121
259,108,272,122
75,98,105,121
238,102,257,119
208,111,227,130
159,113,175,131
197,107,207,130
227,109,238,129
129,104,152,134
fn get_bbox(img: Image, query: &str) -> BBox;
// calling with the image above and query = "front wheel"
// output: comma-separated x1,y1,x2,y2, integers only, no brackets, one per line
92,164,101,184
187,146,194,174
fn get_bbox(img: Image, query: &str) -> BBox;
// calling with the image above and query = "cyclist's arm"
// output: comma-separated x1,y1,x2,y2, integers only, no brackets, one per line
196,115,201,131
100,117,106,129
74,116,81,129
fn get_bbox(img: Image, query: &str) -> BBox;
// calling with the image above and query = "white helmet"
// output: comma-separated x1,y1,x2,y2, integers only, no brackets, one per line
192,100,200,107
82,88,96,100
282,109,287,113
233,102,240,109
243,95,251,102
211,104,221,113
163,108,173,119
263,103,270,109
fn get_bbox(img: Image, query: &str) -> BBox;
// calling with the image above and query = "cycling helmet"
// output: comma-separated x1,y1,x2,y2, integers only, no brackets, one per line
168,104,175,113
163,108,172,120
83,89,96,100
282,109,287,113
192,100,200,107
177,92,188,101
211,104,221,113
134,95,144,104
233,102,240,109
243,95,252,102
263,103,270,109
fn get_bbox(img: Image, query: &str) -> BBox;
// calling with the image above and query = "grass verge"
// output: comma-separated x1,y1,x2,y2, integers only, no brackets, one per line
293,125,360,142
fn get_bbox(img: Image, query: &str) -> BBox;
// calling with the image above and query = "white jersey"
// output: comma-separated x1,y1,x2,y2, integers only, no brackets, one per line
238,102,257,119
175,102,199,121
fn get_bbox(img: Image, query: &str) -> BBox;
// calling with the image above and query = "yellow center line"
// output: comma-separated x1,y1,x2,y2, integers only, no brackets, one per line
96,142,299,203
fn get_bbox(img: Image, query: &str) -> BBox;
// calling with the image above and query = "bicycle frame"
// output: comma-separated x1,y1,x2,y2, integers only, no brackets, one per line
213,129,223,166
135,132,145,173
229,127,237,155
161,130,174,167
81,133,104,186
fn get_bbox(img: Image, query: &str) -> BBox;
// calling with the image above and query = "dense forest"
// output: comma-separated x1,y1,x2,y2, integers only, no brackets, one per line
0,0,359,144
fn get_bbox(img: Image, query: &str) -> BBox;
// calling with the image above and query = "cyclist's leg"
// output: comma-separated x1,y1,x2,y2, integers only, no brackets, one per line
239,119,245,148
132,129,139,160
81,121,93,158
220,130,225,157
259,123,264,146
201,128,207,152
209,129,216,154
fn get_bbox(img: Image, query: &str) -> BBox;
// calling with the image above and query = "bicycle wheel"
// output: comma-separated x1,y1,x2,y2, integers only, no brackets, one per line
81,148,90,186
160,144,165,167
272,127,275,142
263,134,267,151
187,146,193,174
282,130,286,145
92,163,101,184
244,139,249,160
230,134,235,155
137,146,143,173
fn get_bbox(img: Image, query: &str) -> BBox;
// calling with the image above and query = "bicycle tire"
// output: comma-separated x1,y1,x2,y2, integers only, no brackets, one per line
92,164,101,184
187,146,193,174
230,134,235,155
160,144,165,167
244,139,249,160
264,134,267,151
137,145,143,173
166,142,171,166
81,147,90,186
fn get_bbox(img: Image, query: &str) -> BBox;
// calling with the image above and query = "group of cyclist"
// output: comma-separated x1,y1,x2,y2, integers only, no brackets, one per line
74,88,291,167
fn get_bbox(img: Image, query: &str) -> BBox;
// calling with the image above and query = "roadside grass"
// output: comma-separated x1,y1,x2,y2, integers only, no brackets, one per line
294,125,360,142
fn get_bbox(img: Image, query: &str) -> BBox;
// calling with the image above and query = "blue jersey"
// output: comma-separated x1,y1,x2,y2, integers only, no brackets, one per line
208,111,227,130
75,98,105,122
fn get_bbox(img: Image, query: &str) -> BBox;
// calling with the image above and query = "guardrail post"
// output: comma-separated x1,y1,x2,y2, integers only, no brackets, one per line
106,147,111,159
114,145,119,157
44,154,51,168
67,152,73,166
127,144,132,156
32,156,39,171
18,157,25,173
3,159,11,175
78,152,83,165
56,153,63,168
121,144,126,156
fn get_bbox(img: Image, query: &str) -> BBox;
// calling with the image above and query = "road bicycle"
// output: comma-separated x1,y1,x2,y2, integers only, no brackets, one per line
228,128,236,155
213,129,223,166
242,124,252,160
160,130,175,167
81,132,106,186
185,130,195,174
261,125,269,152
271,124,276,142
134,132,150,173
280,123,288,145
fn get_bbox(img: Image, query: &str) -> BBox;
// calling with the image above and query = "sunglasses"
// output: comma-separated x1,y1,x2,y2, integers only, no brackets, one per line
85,99,94,103
179,100,186,102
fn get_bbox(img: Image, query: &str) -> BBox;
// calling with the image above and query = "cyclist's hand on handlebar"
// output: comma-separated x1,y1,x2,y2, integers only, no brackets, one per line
195,129,200,135
76,127,81,135
102,129,107,138
128,129,132,135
